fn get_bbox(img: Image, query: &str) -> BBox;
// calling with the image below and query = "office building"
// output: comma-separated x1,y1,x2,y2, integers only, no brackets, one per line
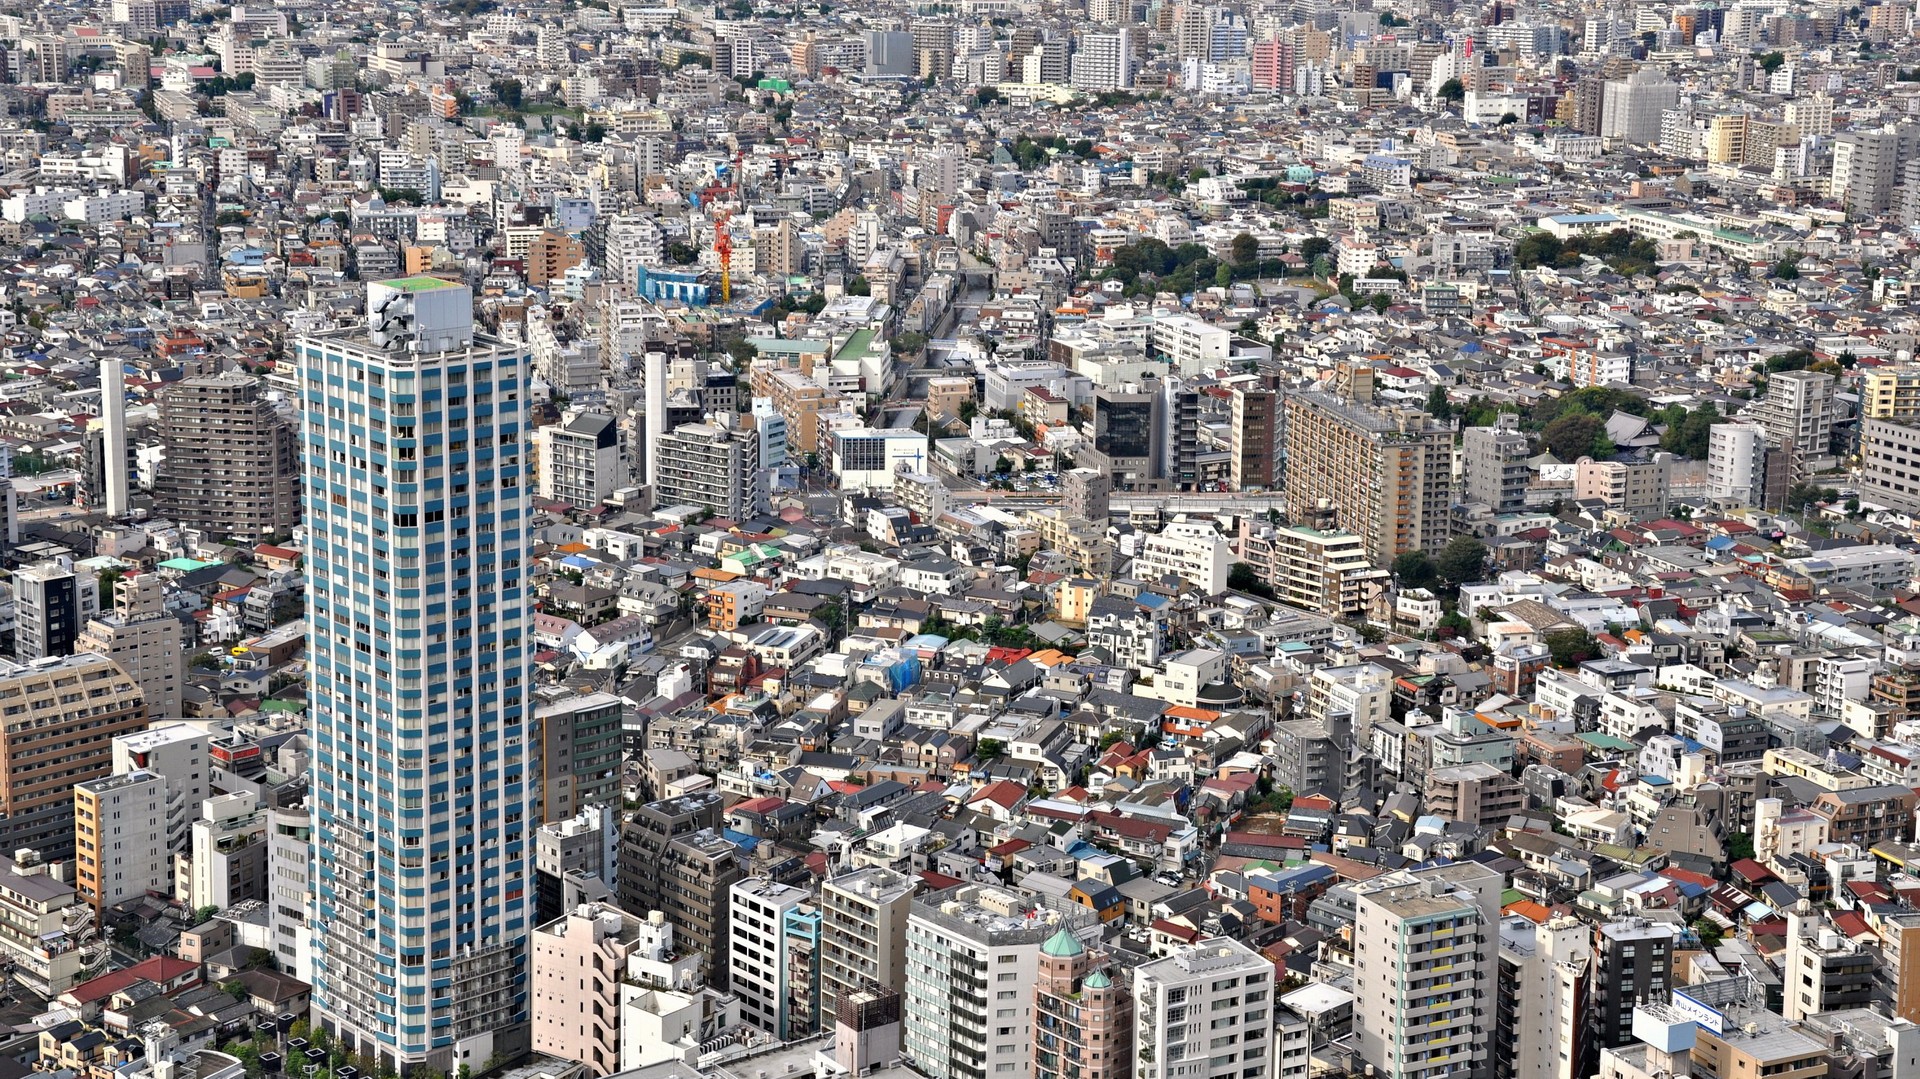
300,277,535,1071
832,427,928,490
1461,414,1530,513
1033,929,1131,1079
1283,377,1452,567
1592,918,1674,1050
1495,915,1592,1079
618,792,724,917
530,903,650,1076
653,421,762,518
76,574,186,720
1230,385,1278,490
533,411,622,508
14,560,99,662
153,371,301,540
533,692,623,824
1150,314,1231,376
0,654,146,860
1350,862,1502,1079
1707,422,1770,506
1134,937,1275,1079
1236,523,1390,619
1082,384,1163,491
903,884,1099,1079
73,770,170,913
819,867,917,1012
100,357,131,518
729,878,811,1036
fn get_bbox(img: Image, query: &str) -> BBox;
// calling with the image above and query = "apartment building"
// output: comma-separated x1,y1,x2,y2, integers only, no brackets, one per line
1131,519,1232,594
618,792,724,917
1133,937,1276,1079
13,561,98,662
1592,918,1674,1051
1495,915,1592,1079
0,850,91,996
729,878,811,1036
76,574,185,720
530,903,650,1075
1034,929,1132,1079
1229,385,1278,490
1461,414,1531,513
1351,862,1502,1079
903,884,1099,1079
73,770,169,913
153,371,300,540
534,692,623,824
819,866,917,1012
658,831,742,989
653,421,763,518
0,654,147,860
1573,453,1673,516
1237,523,1390,619
1781,912,1875,1020
1283,381,1452,567
533,411,623,508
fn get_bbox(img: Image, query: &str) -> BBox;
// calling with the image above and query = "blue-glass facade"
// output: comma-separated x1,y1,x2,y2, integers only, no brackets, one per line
300,290,535,1074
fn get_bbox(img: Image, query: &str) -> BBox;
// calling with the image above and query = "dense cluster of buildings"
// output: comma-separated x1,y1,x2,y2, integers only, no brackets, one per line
3,2,1920,1079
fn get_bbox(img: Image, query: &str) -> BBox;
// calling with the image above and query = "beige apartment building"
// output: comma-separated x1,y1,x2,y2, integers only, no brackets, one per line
819,867,917,1011
0,654,147,860
530,904,648,1075
76,574,186,720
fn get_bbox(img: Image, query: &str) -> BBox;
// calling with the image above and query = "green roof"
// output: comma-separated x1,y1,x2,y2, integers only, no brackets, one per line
834,328,878,363
1041,927,1086,958
382,275,459,292
1577,732,1635,752
159,557,221,571
1083,970,1112,989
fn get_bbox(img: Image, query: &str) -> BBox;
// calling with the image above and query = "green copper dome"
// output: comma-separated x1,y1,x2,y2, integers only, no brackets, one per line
1083,970,1113,989
1041,927,1086,958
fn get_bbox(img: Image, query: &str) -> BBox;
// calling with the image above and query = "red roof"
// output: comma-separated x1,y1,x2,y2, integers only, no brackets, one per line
64,956,198,1004
732,796,784,815
970,780,1029,810
1730,858,1772,883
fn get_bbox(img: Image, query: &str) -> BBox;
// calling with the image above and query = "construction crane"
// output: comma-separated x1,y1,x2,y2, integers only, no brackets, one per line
714,208,734,304
704,147,746,304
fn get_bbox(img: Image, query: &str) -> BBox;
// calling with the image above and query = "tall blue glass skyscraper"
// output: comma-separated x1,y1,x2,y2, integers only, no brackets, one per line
300,278,534,1073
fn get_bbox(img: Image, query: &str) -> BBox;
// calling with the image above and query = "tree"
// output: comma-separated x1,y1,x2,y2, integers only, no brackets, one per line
1725,831,1756,861
1230,232,1259,268
1499,111,1519,125
491,78,523,109
1393,550,1439,591
975,86,1001,106
1544,627,1597,668
846,275,871,296
1773,254,1800,280
666,242,698,265
1757,50,1786,74
1298,236,1331,264
583,121,607,142
1437,77,1466,102
1425,385,1453,421
1692,919,1724,949
976,738,1005,761
1542,413,1605,461
1436,536,1488,592
1228,562,1275,599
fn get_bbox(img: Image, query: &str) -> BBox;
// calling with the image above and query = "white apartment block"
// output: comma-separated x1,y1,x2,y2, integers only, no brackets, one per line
728,878,809,1036
1351,862,1502,1079
1133,937,1278,1079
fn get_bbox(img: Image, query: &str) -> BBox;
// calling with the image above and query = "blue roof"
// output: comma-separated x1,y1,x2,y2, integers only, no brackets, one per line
722,828,760,853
